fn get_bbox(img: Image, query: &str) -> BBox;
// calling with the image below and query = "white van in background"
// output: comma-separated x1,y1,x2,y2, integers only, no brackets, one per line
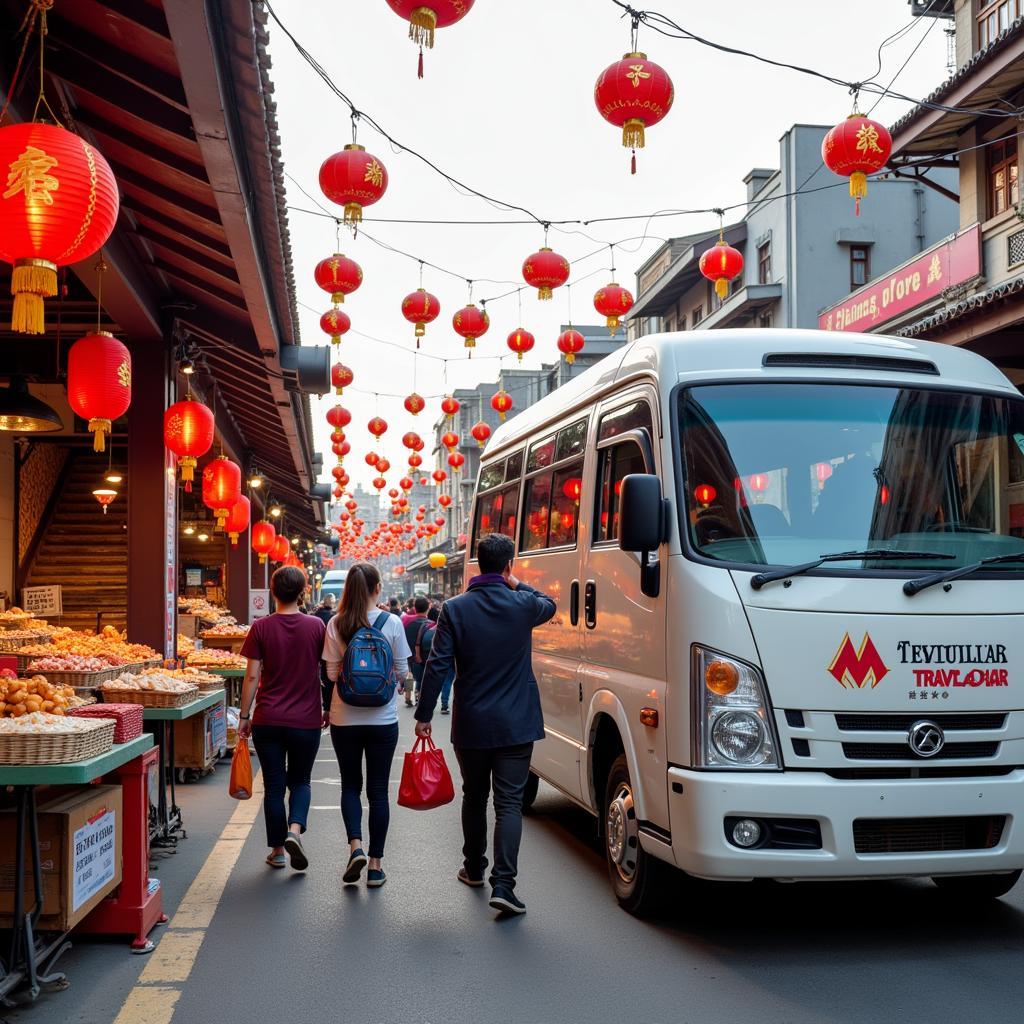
318,568,348,604
466,329,1024,915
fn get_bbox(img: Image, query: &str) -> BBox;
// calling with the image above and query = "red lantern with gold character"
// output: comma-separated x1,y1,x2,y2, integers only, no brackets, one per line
320,308,351,345
432,468,447,484
326,404,351,430
202,455,242,529
399,476,414,492
453,303,489,351
557,328,585,365
319,145,388,226
522,248,569,300
67,332,131,453
331,363,354,395
491,390,513,421
401,288,441,346
822,112,892,216
314,254,362,304
440,394,459,420
441,431,459,452
448,451,465,472
373,476,387,491
0,123,120,334
408,452,423,468
470,420,491,448
365,451,380,468
594,53,674,174
331,429,346,444
225,495,251,546
593,282,634,333
699,239,744,300
402,431,421,450
507,327,535,362
384,0,476,77
252,521,276,564
368,416,388,440
164,398,214,493
438,493,452,508
403,393,425,416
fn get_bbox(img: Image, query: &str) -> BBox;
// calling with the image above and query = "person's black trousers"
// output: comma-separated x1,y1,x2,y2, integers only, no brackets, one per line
454,742,533,892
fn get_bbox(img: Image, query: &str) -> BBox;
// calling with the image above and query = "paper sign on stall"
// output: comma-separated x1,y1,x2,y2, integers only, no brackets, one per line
21,585,62,618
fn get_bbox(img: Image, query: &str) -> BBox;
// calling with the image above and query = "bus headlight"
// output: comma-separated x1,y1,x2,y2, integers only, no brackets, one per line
693,646,779,769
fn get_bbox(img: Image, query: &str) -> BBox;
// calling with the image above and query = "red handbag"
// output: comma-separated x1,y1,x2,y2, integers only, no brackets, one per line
397,737,456,810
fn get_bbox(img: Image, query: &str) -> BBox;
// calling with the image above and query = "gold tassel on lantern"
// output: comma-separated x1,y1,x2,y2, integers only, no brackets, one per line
88,417,112,452
850,171,867,216
343,202,363,226
407,6,437,47
179,455,197,492
606,315,620,332
215,507,230,530
565,353,576,365
538,286,552,300
621,119,646,150
715,278,729,300
11,258,57,335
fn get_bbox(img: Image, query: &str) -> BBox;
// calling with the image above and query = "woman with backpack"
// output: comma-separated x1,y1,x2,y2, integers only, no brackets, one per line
323,562,412,888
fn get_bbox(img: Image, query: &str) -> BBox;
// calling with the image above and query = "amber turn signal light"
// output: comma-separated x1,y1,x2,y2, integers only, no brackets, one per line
706,660,739,695
639,708,659,728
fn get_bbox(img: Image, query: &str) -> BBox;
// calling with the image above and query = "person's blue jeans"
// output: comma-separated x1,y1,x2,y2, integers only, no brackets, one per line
440,670,454,709
409,660,425,697
330,722,400,859
250,725,321,848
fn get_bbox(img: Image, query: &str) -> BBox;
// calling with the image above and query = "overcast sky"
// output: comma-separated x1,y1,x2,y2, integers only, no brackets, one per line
266,0,952,491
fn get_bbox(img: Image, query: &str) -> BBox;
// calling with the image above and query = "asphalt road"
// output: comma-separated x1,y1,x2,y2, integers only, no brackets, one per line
11,709,1024,1024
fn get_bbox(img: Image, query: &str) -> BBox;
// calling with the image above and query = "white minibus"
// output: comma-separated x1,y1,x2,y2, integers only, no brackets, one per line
466,329,1024,914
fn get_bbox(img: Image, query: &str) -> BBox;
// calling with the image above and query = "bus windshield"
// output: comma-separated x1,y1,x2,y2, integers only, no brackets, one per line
678,382,1024,571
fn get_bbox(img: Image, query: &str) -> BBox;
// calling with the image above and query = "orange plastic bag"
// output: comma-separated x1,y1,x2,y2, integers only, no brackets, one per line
229,740,253,800
397,737,455,810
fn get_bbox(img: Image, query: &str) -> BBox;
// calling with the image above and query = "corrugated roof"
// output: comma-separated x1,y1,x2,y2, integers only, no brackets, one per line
896,274,1024,337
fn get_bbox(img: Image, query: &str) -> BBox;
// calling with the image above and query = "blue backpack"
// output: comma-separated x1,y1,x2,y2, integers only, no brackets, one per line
338,612,396,708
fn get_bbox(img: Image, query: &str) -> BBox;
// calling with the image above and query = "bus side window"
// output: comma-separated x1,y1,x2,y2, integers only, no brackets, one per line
594,440,647,544
520,455,584,551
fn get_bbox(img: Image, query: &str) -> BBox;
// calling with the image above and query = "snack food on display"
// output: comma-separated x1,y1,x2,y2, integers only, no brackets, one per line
20,628,159,665
0,674,75,717
0,711,114,734
176,633,197,654
142,666,221,686
186,649,247,669
27,654,119,673
200,622,250,638
103,673,197,694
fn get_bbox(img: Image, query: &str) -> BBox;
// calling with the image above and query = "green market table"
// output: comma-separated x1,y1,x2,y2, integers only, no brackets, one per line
0,735,159,1001
144,691,224,846
206,666,244,706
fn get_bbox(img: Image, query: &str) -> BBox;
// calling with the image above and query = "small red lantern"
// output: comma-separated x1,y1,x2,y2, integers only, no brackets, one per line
822,112,892,216
0,123,120,334
252,520,276,564
401,289,441,346
440,394,460,419
694,484,717,506
522,248,569,300
435,516,446,527
419,476,428,486
404,393,425,416
388,487,400,500
408,452,423,468
400,476,414,491
319,145,388,226
432,469,447,484
67,332,132,452
225,495,251,546
439,493,452,508
453,303,489,351
491,390,513,421
402,431,421,450
594,52,674,174
202,455,242,529
562,477,583,501
365,451,380,468
593,282,634,333
377,458,391,473
346,499,358,512
332,441,347,457
368,416,388,440
326,404,352,429
270,534,290,563
557,328,585,365
448,451,465,471
699,240,744,301
385,0,476,77
315,254,362,304
507,327,535,362
165,398,215,493
331,363,354,395
471,420,491,448
320,308,351,345
331,429,346,444
441,431,459,452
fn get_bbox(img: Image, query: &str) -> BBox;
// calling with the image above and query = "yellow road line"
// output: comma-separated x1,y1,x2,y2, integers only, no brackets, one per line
111,766,263,1024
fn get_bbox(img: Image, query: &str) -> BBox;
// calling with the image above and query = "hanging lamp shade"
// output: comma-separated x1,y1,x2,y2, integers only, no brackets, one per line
201,455,242,529
404,392,425,416
593,282,634,333
522,248,570,300
314,254,362,304
448,451,465,471
319,145,388,226
822,113,892,215
0,123,120,334
440,394,459,420
385,0,476,76
432,468,447,483
270,534,290,563
452,303,489,350
66,332,131,452
491,389,513,421
507,327,535,362
320,308,351,345
441,431,459,452
470,420,491,448
225,495,251,546
438,493,452,507
402,430,421,450
698,241,744,300
164,399,215,492
368,416,388,440
401,288,441,346
557,328,586,365
0,375,62,433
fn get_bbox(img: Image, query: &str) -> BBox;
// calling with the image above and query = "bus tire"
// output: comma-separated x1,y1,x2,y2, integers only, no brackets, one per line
522,770,540,814
931,870,1021,899
603,754,664,916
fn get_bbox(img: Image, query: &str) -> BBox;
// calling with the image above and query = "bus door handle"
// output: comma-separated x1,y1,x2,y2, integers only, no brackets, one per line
584,581,597,630
569,580,580,626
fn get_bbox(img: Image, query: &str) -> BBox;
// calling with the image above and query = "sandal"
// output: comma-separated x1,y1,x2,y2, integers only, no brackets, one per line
266,852,286,869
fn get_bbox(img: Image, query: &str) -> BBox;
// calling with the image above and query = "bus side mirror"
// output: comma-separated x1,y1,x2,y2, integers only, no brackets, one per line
618,474,667,599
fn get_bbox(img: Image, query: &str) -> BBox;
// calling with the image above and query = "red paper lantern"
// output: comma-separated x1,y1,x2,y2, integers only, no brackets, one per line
67,332,131,453
333,486,343,500
448,451,465,471
377,458,391,473
435,516,446,527
694,484,716,506
699,240,745,301
320,308,351,345
593,282,634,333
594,53,674,174
557,328,585,365
822,113,892,216
326,404,352,429
385,0,476,77
440,394,460,419
331,363,354,395
401,289,441,346
314,254,362,304
419,476,428,486
202,455,242,529
471,420,491,448
0,123,119,334
441,431,459,452
402,431,421,450
507,327,535,362
319,145,388,226
408,452,423,468
522,248,569,301
491,390,513,421
270,534,290,563
331,429,346,444
400,476,414,491
164,399,214,493
368,416,388,440
365,451,380,468
438,493,452,508
562,477,582,501
453,303,489,351
332,465,347,482
225,495,251,546
345,499,358,512
252,521,276,564
404,393,425,416
432,469,447,484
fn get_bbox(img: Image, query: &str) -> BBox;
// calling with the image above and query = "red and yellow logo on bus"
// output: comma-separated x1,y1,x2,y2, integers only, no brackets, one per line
829,632,889,689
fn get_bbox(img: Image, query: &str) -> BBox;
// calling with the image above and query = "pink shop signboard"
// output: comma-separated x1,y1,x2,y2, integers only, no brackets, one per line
818,224,981,333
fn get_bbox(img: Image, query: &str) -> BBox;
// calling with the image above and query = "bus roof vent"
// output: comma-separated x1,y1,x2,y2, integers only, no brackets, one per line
763,352,940,375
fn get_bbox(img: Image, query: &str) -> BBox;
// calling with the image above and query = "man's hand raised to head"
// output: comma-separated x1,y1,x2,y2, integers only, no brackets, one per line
415,720,432,739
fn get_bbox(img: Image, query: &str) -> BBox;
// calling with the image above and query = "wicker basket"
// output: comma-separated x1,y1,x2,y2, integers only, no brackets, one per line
0,616,32,632
0,632,52,653
23,666,120,687
0,719,115,765
99,685,199,708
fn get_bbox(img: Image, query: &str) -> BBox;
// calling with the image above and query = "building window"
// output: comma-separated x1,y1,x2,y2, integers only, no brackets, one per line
759,309,773,329
850,246,870,290
978,1,1022,50
757,241,772,284
692,305,703,327
989,134,1019,217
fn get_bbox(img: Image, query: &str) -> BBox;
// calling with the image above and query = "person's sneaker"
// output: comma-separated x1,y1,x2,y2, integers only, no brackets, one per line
283,833,308,871
367,869,387,888
343,848,368,884
457,867,484,888
489,886,526,915
404,697,414,707
441,705,450,715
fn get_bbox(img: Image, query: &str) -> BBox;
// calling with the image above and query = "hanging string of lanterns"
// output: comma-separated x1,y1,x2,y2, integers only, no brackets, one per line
698,223,745,300
401,288,441,346
320,145,389,226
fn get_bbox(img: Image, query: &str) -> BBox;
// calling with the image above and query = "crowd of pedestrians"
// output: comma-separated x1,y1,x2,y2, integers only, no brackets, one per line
235,534,555,916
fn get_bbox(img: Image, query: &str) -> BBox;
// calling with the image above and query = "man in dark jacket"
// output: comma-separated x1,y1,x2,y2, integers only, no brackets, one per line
416,533,556,916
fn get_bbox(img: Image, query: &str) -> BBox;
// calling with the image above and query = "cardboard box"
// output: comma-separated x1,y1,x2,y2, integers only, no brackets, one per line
174,695,227,770
0,785,122,932
178,614,200,639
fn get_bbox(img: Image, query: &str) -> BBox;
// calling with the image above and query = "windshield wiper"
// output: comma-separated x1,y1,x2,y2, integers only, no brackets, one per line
750,549,955,591
903,552,1024,597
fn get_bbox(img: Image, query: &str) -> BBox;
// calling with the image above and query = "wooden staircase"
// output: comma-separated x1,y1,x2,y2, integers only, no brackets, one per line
25,452,128,632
